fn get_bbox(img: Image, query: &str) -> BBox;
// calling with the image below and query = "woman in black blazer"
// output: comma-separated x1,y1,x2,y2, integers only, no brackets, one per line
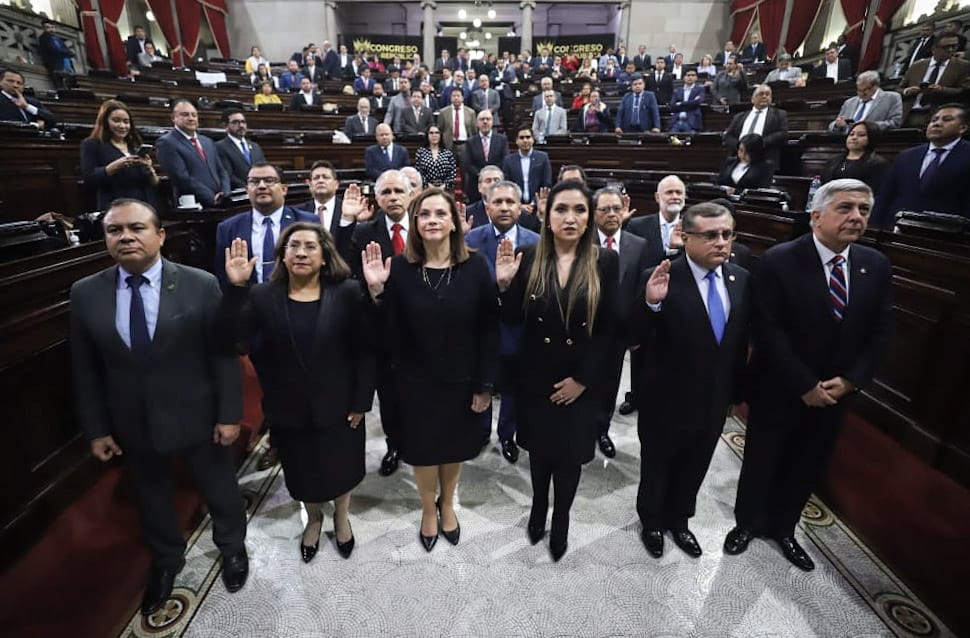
820,121,889,196
716,133,775,195
80,100,159,210
223,221,375,563
496,180,618,561
570,89,614,133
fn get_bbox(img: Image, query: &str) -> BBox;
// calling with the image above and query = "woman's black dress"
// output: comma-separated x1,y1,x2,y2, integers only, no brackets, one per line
80,138,158,210
820,152,889,195
377,253,499,465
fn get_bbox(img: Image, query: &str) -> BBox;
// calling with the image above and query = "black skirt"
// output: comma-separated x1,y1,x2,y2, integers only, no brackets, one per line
272,423,366,502
396,373,488,466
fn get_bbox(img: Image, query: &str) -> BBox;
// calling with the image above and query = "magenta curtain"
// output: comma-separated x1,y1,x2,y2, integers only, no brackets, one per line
840,0,868,48
860,0,906,71
200,0,231,58
77,0,105,70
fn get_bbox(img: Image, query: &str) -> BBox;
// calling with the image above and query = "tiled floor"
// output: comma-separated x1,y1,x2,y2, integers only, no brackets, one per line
118,362,954,638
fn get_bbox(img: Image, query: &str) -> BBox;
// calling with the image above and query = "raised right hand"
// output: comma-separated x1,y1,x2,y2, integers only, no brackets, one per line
496,237,522,290
90,435,122,462
645,259,671,304
341,183,374,221
361,241,391,294
224,237,258,286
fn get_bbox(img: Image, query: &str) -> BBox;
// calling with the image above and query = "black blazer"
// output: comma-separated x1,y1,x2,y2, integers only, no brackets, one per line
716,158,775,191
612,231,651,339
223,280,375,429
79,138,158,210
290,92,323,110
723,107,789,167
125,36,154,65
820,153,889,196
215,136,266,190
0,92,57,128
350,211,397,280
501,150,552,203
295,196,355,264
811,58,853,83
625,214,667,268
463,132,509,191
631,257,750,422
570,105,614,132
70,260,241,453
644,71,674,105
871,140,970,227
344,114,379,137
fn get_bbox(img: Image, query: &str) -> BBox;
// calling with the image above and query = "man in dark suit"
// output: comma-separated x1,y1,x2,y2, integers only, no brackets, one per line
593,186,650,458
633,45,652,71
811,47,853,83
465,180,540,462
71,199,249,617
714,41,738,66
290,77,323,110
902,22,936,73
897,35,970,126
344,97,379,137
530,77,563,111
723,84,789,169
739,32,767,64
320,40,340,79
434,49,453,73
215,108,266,190
353,67,377,95
668,69,706,133
364,124,410,181
871,103,970,227
397,89,434,135
622,175,686,415
38,19,75,81
296,159,360,264
0,68,57,129
302,54,326,87
614,74,661,134
726,178,892,571
634,201,750,558
471,75,502,118
156,99,230,208
125,25,153,67
464,109,509,202
464,165,505,228
351,170,415,475
501,125,552,210
644,59,675,105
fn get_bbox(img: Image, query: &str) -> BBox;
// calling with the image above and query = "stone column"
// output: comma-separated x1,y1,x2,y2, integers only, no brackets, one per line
520,0,536,53
422,0,436,65
617,0,631,49
324,0,338,45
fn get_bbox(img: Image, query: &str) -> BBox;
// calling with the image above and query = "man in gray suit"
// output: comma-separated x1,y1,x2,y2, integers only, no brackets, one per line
70,199,249,617
383,77,411,131
471,75,501,118
829,71,903,133
531,89,568,143
216,108,266,189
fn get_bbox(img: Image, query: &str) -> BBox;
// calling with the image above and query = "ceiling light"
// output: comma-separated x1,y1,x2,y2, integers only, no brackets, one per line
146,10,155,21
459,32,467,40
485,32,492,39
472,18,482,28
458,9,467,18
487,9,496,18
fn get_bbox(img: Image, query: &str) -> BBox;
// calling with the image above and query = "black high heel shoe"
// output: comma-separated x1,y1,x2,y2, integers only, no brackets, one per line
527,521,547,545
419,510,438,552
300,519,322,563
335,521,355,559
550,538,568,562
436,498,461,545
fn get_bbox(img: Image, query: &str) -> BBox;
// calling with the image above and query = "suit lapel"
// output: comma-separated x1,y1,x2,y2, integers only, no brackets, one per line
151,260,180,354
796,234,836,324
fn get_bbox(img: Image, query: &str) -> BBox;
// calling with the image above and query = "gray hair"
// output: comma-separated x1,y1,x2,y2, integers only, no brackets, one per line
682,202,733,232
812,178,873,213
487,179,522,202
375,169,413,194
592,186,625,209
400,166,423,189
479,165,504,183
856,70,880,87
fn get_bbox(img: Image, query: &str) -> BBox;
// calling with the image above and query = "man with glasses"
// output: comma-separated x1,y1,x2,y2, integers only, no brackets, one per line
216,108,266,190
157,98,231,208
828,71,903,133
898,34,970,126
633,201,750,559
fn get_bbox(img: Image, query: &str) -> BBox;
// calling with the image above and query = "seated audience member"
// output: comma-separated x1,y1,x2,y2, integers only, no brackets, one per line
764,54,801,85
80,99,159,210
871,103,970,227
0,68,57,129
571,89,613,132
531,77,563,111
38,19,75,80
532,89,568,143
290,77,323,110
354,67,376,95
254,81,282,108
714,41,737,66
820,121,889,196
645,59,674,104
125,25,153,67
739,32,767,64
599,58,619,80
716,133,775,195
251,63,278,90
345,97,378,136
614,74,661,134
723,84,788,169
156,98,230,207
414,125,457,190
279,60,305,92
829,71,903,133
137,42,164,69
244,46,270,75
668,69,705,133
812,47,853,83
364,124,410,181
216,108,266,190
575,58,597,80
696,55,717,77
712,56,748,105
897,34,970,126
571,83,593,110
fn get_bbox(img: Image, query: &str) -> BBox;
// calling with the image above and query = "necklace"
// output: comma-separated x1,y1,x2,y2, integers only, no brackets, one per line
422,265,452,292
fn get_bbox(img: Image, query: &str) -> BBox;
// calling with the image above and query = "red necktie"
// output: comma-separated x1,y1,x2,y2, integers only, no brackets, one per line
605,236,615,251
391,223,405,255
454,109,461,141
191,136,206,161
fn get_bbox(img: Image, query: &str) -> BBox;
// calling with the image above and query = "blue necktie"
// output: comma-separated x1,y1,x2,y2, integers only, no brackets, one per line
262,217,275,282
633,93,641,125
852,100,868,122
705,270,726,343
126,275,151,357
240,139,251,164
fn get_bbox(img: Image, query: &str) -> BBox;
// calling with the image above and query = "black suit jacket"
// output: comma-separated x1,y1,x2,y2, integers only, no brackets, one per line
811,58,853,83
125,36,154,66
611,231,651,335
633,53,652,71
344,114,379,137
296,196,355,264
70,260,241,453
350,211,398,280
398,105,434,135
740,42,767,64
364,144,410,181
302,65,326,85
644,71,674,105
501,150,552,203
723,107,789,167
290,92,323,110
904,36,935,71
0,92,57,128
716,158,775,191
463,132,509,193
625,214,667,268
215,136,266,189
155,129,230,207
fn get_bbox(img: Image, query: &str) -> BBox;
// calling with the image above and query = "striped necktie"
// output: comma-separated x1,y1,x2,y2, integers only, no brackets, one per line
828,255,847,321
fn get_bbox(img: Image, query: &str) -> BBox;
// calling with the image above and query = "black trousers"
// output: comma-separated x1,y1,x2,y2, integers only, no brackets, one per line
377,364,402,450
125,441,247,569
599,344,627,434
528,453,582,544
734,402,843,538
625,346,645,406
636,415,723,531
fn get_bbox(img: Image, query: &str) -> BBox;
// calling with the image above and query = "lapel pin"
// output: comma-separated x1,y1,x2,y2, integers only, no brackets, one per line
728,274,736,282
859,268,867,274
166,283,175,291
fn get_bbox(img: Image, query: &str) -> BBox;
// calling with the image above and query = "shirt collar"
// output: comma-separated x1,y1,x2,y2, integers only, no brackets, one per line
493,223,518,244
118,257,163,290
929,137,961,152
252,206,285,229
384,213,409,233
597,228,620,248
686,255,722,283
812,232,850,268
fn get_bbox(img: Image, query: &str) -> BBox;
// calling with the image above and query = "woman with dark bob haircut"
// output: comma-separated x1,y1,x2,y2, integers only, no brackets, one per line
820,120,889,195
496,179,618,562
223,221,375,563
362,187,499,552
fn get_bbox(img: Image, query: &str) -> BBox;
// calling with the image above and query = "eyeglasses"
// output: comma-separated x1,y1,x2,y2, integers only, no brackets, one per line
247,176,281,186
685,230,736,242
228,119,246,125
285,242,320,253
595,206,624,213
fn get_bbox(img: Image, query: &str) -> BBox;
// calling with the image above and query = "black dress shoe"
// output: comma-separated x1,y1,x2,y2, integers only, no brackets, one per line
141,559,185,616
723,526,754,555
550,539,568,562
300,519,322,563
436,498,460,545
221,551,249,593
500,439,519,464
777,536,815,571
597,433,616,458
379,448,400,477
335,522,355,559
257,446,280,471
527,521,546,545
672,530,703,557
618,399,636,416
641,529,664,558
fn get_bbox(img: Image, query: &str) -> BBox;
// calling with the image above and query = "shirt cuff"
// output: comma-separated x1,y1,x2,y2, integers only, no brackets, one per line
25,104,38,116
647,301,662,312
338,216,354,227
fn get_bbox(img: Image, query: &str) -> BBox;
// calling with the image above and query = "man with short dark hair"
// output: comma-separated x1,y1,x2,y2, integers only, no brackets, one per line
464,110,508,201
898,34,970,125
278,60,305,92
614,74,661,134
290,77,323,110
464,165,505,227
125,24,154,67
812,47,853,83
0,68,57,128
156,99,230,207
383,77,412,131
216,109,266,190
438,87,476,150
903,22,936,73
501,125,552,210
712,56,747,105
38,19,75,81
398,89,434,135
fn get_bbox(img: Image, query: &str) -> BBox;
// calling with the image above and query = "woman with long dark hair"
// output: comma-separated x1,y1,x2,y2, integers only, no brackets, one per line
820,120,889,195
413,125,457,190
496,180,618,561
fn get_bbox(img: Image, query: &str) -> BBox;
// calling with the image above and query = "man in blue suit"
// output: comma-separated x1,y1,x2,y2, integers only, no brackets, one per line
364,124,410,181
668,70,706,133
501,124,552,211
614,75,661,134
465,180,540,463
156,99,231,208
871,103,970,228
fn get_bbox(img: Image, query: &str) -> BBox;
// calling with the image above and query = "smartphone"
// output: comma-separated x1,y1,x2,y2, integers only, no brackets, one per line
136,144,154,157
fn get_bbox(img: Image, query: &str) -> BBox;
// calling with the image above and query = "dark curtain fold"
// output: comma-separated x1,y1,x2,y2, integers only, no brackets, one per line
200,0,231,58
785,0,825,54
840,0,868,48
860,0,906,71
730,0,762,48
758,0,787,58
78,0,105,70
100,0,128,75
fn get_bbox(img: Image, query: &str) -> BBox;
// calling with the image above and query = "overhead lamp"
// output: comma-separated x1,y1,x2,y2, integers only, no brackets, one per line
485,32,492,39
487,9,496,18
472,18,482,28
459,31,467,40
458,9,467,18
146,10,155,21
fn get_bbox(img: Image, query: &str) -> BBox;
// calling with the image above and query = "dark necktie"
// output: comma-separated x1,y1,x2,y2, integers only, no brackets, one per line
920,147,946,188
391,223,405,255
926,61,941,85
852,99,869,122
705,270,726,342
482,135,490,158
262,217,275,282
745,109,762,136
126,275,151,357
240,139,251,164
633,93,641,125
828,256,847,321
605,236,615,251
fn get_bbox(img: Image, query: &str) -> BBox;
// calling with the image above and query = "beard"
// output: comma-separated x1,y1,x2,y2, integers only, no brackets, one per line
665,203,684,216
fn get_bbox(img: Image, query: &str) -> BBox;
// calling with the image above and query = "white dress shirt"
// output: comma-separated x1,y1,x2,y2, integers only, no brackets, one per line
384,210,409,241
597,229,621,252
741,108,767,136
115,257,163,347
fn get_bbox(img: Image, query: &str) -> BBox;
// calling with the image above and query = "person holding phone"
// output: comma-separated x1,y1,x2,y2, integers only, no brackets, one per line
81,99,159,210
